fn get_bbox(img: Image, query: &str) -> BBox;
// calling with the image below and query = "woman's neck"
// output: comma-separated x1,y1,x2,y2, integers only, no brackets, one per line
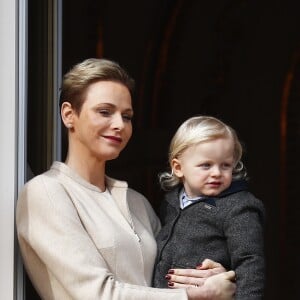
65,154,106,191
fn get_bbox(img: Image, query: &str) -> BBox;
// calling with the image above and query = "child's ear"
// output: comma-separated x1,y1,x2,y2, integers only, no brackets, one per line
171,158,183,178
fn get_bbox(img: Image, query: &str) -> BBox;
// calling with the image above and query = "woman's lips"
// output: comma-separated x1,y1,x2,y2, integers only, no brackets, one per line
104,135,122,143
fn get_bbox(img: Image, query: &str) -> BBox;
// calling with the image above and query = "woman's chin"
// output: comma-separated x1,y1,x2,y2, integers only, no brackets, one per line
106,152,121,161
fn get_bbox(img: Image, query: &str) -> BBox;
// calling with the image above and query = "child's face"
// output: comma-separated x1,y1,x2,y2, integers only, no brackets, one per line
172,137,235,198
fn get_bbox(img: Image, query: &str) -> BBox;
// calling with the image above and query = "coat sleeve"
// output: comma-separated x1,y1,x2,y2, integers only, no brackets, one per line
223,193,265,300
16,176,186,300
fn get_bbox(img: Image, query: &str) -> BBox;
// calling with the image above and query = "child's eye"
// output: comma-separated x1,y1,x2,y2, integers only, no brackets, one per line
200,163,211,169
221,163,233,170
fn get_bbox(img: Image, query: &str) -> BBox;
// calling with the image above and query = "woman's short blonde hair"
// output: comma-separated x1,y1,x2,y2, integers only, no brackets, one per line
59,58,135,114
159,115,247,190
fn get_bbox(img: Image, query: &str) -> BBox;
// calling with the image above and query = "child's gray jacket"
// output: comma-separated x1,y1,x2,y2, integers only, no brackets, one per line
153,180,265,300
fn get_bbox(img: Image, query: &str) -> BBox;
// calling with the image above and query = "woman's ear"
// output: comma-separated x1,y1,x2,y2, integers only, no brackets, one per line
61,102,74,129
171,158,183,178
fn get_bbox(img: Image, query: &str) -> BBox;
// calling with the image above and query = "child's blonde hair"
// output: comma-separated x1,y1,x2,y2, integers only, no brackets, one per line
159,115,246,190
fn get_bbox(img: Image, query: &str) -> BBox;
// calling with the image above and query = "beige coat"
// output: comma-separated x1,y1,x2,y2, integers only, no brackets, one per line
17,162,187,300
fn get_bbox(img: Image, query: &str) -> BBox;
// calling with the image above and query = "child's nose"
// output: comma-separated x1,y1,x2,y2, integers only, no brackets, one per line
211,166,221,176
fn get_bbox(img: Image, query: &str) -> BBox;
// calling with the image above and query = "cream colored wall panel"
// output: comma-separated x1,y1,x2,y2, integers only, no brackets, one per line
0,0,17,299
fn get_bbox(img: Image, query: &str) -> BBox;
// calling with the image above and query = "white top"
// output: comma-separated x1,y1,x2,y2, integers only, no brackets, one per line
16,162,188,300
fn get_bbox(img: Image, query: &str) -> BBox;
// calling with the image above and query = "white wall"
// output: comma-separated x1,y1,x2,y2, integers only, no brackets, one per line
0,0,18,299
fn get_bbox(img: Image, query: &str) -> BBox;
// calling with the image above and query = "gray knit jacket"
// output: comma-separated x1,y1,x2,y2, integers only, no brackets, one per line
153,180,265,300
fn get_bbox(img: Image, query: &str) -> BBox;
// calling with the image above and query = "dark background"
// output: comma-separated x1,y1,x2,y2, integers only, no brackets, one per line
28,0,300,299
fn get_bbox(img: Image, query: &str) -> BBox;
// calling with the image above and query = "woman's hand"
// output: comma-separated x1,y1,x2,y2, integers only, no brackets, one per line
186,271,236,300
165,259,236,299
166,259,227,288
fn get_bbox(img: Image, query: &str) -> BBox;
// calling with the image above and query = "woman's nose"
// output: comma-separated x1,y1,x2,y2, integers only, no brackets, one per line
112,113,124,130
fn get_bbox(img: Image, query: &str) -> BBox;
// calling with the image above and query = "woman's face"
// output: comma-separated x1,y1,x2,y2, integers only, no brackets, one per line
70,80,133,162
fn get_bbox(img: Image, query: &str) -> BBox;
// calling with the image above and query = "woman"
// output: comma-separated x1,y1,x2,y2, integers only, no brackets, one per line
16,58,235,300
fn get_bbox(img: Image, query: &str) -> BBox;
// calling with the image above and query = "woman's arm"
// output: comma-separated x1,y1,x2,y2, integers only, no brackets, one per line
17,177,236,300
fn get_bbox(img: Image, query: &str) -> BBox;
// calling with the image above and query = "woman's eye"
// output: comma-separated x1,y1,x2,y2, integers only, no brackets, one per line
99,109,111,116
122,114,133,122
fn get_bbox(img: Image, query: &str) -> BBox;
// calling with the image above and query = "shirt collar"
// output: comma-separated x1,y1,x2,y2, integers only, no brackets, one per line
180,189,207,209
